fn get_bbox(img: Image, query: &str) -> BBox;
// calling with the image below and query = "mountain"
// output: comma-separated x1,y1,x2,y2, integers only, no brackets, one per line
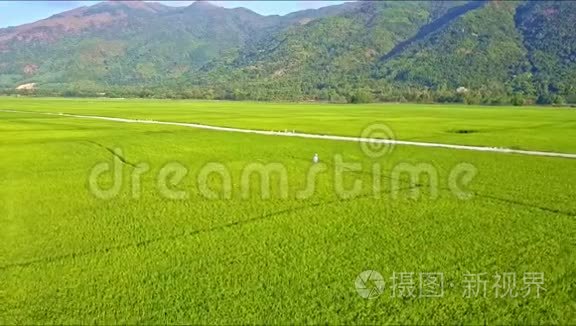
515,0,576,102
197,1,472,101
0,0,355,90
1,0,575,105
379,1,528,101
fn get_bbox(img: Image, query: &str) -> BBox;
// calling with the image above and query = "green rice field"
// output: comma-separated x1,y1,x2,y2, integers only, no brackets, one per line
1,97,575,324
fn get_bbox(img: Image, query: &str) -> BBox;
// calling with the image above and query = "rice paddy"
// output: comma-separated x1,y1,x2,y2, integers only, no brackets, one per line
1,97,575,324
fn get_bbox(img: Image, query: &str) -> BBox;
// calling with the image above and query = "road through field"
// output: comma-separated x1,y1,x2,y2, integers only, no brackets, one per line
2,108,576,159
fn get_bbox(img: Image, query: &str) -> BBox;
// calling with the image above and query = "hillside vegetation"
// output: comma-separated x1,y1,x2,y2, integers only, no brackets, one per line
1,0,575,105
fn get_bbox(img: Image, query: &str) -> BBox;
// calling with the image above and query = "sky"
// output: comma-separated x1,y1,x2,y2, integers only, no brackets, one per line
0,1,349,28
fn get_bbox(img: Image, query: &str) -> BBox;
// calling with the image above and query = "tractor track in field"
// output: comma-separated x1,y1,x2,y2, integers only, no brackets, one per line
0,186,419,272
84,140,138,168
2,109,576,160
0,177,572,271
2,179,572,272
471,192,576,217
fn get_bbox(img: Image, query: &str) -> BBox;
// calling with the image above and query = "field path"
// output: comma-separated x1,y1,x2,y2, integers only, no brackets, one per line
2,108,576,160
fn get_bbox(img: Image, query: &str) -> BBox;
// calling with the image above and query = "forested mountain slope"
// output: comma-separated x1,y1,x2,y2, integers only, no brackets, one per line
0,1,355,91
1,0,575,104
197,1,468,101
379,1,528,103
515,0,576,103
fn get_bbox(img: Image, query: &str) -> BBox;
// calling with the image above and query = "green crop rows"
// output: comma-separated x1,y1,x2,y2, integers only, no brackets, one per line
1,97,575,324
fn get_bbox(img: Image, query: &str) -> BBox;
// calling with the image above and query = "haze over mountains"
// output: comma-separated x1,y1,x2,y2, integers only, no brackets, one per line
1,0,575,104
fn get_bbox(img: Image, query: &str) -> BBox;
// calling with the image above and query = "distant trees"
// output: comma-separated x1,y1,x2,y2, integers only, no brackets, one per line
511,94,526,106
4,83,575,108
349,89,374,104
